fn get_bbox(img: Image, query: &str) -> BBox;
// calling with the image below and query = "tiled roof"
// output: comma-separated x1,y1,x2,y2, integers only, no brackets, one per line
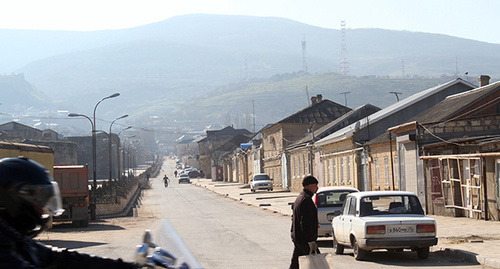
290,103,380,147
278,99,351,124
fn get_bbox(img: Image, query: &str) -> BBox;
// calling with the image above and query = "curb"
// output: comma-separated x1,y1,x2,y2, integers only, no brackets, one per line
431,247,500,268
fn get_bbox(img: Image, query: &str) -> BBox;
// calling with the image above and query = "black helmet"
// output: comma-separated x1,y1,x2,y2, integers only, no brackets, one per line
0,157,63,237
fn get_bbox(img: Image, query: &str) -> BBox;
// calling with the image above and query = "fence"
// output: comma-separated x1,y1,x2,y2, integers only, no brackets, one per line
93,155,163,204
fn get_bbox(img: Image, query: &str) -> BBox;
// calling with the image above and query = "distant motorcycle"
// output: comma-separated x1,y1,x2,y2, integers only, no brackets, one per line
136,219,202,269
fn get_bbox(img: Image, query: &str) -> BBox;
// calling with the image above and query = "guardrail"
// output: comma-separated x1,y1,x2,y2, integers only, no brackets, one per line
93,155,163,204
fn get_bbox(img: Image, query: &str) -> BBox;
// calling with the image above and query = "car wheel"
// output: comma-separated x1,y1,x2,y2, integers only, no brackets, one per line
352,238,368,261
416,247,430,259
251,188,255,193
333,234,344,254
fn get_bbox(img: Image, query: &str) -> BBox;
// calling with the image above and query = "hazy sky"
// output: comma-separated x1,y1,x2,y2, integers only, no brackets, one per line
1,0,499,44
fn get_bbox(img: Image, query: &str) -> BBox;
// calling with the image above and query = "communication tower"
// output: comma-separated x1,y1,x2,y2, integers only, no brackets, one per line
340,20,349,75
302,36,308,73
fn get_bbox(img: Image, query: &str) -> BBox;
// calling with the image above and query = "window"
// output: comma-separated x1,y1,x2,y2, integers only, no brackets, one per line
346,156,351,183
497,159,500,207
305,153,311,175
348,197,356,215
332,158,337,184
340,157,344,183
298,155,302,177
384,156,390,186
302,154,306,176
374,157,379,187
393,156,399,188
326,158,331,184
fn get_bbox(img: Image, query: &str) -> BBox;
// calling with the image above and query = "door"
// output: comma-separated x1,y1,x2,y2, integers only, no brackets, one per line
339,197,356,244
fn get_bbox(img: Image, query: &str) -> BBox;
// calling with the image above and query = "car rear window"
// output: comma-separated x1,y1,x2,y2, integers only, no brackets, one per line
253,175,270,181
316,190,356,208
359,195,424,216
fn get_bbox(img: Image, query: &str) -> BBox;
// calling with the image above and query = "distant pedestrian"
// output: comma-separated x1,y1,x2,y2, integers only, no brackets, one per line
163,175,170,187
174,170,178,177
289,176,320,269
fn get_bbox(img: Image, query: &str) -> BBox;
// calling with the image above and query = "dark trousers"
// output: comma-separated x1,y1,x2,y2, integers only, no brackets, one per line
289,241,318,269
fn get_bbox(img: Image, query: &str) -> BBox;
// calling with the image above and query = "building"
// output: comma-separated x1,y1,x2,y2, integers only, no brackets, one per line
261,94,351,190
315,78,476,192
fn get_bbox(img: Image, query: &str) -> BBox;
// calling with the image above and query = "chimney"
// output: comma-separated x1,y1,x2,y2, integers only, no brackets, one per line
310,96,317,105
478,75,490,87
310,94,323,106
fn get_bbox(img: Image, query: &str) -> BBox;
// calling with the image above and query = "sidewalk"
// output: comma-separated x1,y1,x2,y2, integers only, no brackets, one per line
192,178,500,268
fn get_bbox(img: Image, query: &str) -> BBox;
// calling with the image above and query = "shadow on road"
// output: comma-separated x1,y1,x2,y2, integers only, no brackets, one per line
37,239,107,250
48,220,126,233
316,238,480,267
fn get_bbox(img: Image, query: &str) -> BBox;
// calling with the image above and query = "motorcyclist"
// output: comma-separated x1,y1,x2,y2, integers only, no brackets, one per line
0,157,138,269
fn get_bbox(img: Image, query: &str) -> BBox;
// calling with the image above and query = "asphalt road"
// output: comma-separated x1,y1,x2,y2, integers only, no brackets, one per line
37,159,487,268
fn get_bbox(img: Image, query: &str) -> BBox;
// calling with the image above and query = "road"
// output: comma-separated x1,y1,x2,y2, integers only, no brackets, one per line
37,159,486,268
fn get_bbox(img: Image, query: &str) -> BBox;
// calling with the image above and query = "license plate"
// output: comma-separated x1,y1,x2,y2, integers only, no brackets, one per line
387,225,415,234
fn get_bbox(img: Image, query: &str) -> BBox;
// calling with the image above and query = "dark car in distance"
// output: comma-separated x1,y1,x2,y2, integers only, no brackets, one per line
188,169,205,178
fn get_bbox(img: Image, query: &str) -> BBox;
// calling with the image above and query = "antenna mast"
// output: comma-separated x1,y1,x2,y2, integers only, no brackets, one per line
340,20,349,75
390,91,402,102
305,86,310,105
340,91,350,107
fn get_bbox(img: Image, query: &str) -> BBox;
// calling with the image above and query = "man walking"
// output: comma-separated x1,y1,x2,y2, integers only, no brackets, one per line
289,176,320,269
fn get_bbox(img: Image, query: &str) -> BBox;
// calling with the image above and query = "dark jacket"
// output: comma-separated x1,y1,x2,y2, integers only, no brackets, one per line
0,221,136,269
290,189,318,243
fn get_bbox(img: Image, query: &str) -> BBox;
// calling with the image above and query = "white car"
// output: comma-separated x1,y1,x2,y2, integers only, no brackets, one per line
178,173,190,184
331,191,437,260
313,186,359,237
250,173,273,192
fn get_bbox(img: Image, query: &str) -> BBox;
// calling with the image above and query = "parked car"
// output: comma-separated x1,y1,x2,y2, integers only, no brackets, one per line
178,173,191,184
313,186,359,237
188,169,205,178
250,173,273,192
331,191,437,260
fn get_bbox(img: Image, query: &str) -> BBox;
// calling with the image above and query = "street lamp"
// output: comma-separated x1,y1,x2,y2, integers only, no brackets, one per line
108,114,128,197
117,127,132,181
90,93,120,219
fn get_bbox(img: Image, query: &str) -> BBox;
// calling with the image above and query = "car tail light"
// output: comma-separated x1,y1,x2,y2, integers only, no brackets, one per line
312,195,317,206
417,224,435,233
366,225,386,234
73,203,85,207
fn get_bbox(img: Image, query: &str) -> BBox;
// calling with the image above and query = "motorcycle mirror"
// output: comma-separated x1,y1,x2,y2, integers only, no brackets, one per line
143,230,153,246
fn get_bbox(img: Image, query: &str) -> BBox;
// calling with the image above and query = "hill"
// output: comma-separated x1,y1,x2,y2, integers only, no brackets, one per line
1,14,500,133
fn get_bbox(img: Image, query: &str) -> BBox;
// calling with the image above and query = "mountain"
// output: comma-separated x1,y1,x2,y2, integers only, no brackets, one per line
0,74,52,112
1,14,500,134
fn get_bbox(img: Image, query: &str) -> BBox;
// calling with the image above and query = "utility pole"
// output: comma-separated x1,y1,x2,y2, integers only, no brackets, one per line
390,91,402,102
305,86,310,106
251,100,256,133
340,92,350,107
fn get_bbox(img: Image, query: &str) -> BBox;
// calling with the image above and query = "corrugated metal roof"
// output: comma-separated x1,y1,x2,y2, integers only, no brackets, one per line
316,78,476,146
410,81,500,124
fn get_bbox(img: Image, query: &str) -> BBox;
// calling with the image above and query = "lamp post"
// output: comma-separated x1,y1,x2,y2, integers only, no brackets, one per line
117,127,132,182
90,93,120,219
108,115,128,198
